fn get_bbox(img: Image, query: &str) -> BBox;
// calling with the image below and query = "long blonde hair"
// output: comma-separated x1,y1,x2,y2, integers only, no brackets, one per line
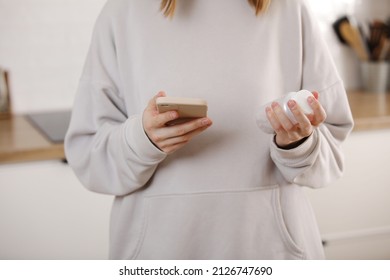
160,0,271,18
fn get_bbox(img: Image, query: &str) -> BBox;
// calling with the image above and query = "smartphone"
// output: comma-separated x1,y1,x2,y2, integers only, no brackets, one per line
156,96,208,125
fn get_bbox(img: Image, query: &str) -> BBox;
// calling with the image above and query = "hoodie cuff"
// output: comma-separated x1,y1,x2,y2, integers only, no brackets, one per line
124,115,167,163
270,128,319,167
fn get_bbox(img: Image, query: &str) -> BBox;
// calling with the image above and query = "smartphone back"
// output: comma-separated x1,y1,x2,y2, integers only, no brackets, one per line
156,97,207,118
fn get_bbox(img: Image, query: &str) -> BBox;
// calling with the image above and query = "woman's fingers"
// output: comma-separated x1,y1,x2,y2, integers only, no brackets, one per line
146,91,165,116
265,90,327,148
267,102,294,133
143,92,213,154
307,92,327,126
144,91,179,128
156,123,211,153
287,100,313,136
147,117,211,146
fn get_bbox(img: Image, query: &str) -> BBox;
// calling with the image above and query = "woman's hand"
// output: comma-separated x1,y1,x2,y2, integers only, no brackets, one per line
265,91,326,149
143,91,213,154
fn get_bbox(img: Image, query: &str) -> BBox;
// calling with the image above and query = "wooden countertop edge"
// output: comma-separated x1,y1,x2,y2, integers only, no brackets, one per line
0,115,66,164
352,116,390,131
346,90,390,131
0,144,65,164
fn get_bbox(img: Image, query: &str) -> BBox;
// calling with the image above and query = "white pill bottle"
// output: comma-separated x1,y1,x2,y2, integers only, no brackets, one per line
256,89,314,134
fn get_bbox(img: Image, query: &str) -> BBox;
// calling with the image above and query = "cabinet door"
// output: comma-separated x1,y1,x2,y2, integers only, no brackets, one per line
0,160,112,259
305,130,390,259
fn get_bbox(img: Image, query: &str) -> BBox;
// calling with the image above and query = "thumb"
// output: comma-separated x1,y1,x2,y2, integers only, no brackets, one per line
147,91,166,112
312,91,319,100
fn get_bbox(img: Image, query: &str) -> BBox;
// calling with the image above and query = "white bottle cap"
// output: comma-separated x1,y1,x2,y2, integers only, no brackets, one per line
291,90,313,115
283,90,313,123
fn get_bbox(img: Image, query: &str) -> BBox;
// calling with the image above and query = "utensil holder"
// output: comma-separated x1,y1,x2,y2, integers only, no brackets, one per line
361,61,389,93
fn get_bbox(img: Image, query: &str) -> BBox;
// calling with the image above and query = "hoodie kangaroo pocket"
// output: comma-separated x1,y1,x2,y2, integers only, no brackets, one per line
133,187,304,259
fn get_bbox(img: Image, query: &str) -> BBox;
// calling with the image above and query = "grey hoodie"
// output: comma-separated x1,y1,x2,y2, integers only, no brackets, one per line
65,0,354,259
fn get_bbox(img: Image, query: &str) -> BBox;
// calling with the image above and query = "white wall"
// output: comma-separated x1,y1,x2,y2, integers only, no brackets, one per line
0,0,106,113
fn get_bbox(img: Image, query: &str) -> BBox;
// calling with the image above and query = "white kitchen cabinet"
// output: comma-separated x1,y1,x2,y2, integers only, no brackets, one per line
0,160,112,259
305,129,390,259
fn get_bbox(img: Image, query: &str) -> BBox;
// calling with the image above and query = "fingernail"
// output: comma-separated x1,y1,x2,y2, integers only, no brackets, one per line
201,118,210,126
308,96,315,104
288,100,296,109
170,111,178,119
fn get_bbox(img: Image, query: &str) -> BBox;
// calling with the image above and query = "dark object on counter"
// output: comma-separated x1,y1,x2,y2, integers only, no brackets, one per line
333,15,390,62
26,110,71,143
367,20,390,61
332,16,369,61
0,68,12,119
333,16,350,45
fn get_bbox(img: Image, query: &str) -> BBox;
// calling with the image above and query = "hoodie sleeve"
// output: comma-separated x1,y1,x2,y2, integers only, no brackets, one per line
64,3,166,196
270,1,354,188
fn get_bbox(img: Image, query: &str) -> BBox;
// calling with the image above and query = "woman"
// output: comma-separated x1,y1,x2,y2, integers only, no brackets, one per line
65,0,353,259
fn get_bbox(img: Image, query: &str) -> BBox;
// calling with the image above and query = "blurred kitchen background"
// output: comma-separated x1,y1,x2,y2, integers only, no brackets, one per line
0,0,389,259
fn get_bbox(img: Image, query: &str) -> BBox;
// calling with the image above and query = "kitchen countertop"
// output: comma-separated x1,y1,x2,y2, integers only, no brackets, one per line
0,115,65,164
0,90,389,164
347,90,390,131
